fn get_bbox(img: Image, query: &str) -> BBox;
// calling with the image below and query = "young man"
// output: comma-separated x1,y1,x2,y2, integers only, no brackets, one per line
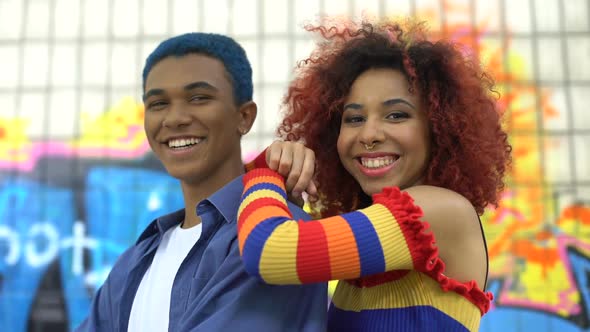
76,33,327,332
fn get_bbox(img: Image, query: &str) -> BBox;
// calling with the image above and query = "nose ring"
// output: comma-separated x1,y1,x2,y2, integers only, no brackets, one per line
364,143,376,150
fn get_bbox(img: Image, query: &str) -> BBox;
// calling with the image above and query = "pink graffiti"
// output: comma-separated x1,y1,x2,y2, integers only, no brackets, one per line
0,140,151,172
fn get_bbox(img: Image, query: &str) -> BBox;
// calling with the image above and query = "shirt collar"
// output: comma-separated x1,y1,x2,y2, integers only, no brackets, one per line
156,209,185,232
136,208,184,244
198,174,244,224
136,175,244,245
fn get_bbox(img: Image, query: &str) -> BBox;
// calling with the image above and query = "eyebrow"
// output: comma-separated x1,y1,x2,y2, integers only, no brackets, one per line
343,103,363,111
383,98,416,109
343,98,416,112
143,81,218,101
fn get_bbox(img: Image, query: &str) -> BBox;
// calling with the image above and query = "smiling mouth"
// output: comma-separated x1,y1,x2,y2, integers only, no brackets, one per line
358,156,398,169
167,137,203,149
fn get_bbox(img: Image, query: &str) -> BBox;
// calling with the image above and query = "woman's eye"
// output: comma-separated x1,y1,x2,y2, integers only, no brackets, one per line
343,116,365,124
387,112,410,120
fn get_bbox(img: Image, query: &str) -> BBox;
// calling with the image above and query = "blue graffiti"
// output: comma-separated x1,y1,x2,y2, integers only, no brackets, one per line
0,166,183,331
0,179,75,332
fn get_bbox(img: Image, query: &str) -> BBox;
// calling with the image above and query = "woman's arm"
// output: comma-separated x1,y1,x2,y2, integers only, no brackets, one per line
404,185,488,288
238,168,437,284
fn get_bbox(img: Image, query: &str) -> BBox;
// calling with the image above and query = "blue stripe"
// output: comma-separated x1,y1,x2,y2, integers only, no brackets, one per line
241,213,294,280
327,304,470,332
240,181,289,280
243,182,287,201
342,210,385,276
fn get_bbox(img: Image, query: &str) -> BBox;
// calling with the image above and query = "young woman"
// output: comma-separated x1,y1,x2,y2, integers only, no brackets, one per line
240,19,511,331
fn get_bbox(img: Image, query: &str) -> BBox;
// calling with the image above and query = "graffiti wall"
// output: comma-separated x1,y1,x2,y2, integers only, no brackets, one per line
0,0,588,331
0,98,184,331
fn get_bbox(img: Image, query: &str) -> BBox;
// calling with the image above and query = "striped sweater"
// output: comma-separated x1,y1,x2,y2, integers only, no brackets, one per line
238,168,493,331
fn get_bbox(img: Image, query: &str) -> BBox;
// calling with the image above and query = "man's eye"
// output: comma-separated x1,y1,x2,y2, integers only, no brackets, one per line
189,95,211,102
147,101,167,110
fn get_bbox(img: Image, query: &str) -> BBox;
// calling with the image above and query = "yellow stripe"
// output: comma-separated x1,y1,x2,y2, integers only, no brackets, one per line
332,271,481,331
360,204,414,271
238,189,287,217
259,221,302,284
425,275,481,331
331,271,430,312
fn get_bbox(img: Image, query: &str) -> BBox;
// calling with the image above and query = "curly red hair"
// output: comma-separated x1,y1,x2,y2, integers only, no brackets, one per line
278,19,511,216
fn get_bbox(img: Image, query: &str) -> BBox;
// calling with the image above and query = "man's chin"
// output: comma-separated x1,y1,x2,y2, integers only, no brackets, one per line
166,166,204,182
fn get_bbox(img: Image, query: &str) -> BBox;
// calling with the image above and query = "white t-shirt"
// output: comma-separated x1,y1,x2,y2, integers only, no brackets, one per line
128,222,203,332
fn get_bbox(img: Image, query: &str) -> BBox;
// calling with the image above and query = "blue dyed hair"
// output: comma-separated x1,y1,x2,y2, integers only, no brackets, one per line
142,32,253,105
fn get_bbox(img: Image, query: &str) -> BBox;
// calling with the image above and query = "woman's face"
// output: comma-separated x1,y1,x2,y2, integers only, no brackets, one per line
337,68,431,195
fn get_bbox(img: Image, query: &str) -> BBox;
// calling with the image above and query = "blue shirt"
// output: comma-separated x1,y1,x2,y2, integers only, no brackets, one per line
76,175,327,332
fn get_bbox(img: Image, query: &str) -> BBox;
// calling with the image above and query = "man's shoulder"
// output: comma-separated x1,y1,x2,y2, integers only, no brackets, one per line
107,209,183,275
105,239,147,284
285,201,311,221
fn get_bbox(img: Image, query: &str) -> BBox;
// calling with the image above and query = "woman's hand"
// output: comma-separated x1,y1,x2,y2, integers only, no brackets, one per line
265,141,318,205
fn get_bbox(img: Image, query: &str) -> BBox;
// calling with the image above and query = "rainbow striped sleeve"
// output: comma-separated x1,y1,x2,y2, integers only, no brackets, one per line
237,168,438,285
244,148,269,172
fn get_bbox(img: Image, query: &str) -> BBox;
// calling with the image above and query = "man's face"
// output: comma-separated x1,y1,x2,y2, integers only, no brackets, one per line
143,53,247,186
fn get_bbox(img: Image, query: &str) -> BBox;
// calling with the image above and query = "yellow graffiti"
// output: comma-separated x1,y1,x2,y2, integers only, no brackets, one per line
75,97,146,149
0,117,31,162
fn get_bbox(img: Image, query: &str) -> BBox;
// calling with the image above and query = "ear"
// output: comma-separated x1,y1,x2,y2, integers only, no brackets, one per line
236,101,257,136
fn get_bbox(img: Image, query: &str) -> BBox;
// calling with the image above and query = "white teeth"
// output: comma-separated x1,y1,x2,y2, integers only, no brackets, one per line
360,156,396,169
168,138,202,148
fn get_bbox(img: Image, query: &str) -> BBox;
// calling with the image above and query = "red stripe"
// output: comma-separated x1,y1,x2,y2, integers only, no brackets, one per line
238,197,287,232
396,217,433,269
296,222,331,283
253,151,269,168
